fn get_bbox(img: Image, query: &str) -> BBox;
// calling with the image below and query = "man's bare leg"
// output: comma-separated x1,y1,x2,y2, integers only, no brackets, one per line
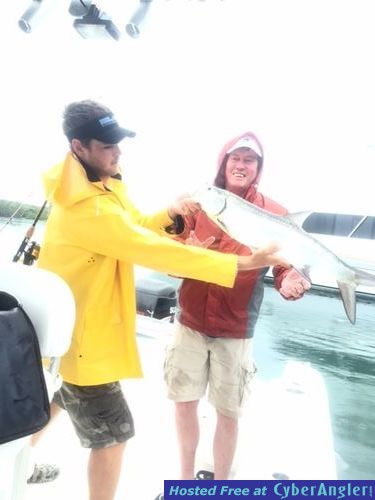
88,442,126,500
26,402,62,482
175,401,199,480
30,401,61,447
213,411,238,480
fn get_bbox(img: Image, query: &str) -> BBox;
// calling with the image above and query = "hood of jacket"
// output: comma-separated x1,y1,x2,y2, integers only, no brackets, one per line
43,152,125,208
213,131,264,203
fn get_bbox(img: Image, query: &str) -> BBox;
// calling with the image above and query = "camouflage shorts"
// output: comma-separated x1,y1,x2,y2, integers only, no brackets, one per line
53,381,135,449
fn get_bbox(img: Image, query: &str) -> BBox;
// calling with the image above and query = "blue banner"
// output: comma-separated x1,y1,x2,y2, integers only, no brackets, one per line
164,480,374,499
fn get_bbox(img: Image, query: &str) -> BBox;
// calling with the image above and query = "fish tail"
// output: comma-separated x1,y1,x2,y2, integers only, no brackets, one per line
337,280,357,325
337,268,375,325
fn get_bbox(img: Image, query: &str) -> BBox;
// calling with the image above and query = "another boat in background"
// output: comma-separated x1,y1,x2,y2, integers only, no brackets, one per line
301,211,375,296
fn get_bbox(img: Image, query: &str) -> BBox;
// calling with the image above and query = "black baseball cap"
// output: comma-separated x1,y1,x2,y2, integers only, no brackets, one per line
66,114,136,144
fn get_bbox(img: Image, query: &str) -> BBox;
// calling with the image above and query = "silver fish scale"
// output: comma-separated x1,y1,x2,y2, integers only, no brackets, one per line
218,193,342,277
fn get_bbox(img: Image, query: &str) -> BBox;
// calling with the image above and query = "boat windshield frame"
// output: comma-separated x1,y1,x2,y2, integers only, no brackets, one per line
348,215,368,238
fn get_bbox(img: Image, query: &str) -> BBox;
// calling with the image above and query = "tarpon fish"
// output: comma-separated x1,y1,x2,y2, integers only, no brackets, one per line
193,185,375,324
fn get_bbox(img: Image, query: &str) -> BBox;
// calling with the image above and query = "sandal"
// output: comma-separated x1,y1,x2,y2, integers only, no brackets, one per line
195,469,214,480
27,463,60,484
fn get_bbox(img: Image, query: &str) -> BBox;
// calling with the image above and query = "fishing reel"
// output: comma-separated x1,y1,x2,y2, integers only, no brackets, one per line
12,201,47,266
22,241,41,266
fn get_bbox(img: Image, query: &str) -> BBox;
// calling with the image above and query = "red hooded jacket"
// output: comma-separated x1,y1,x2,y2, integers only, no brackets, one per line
176,132,289,339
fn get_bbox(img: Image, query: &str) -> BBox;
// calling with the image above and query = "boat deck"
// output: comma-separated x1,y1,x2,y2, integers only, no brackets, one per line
21,316,337,499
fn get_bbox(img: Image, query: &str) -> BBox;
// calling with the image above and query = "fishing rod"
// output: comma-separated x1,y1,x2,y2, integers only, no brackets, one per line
12,200,47,264
0,201,26,233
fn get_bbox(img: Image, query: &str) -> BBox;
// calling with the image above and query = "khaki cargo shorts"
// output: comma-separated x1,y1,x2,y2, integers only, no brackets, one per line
164,323,256,418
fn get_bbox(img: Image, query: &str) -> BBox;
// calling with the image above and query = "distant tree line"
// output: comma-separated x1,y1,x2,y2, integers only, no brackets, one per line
0,199,50,221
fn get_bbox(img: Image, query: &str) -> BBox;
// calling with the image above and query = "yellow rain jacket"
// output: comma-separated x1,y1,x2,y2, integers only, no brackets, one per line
38,153,237,386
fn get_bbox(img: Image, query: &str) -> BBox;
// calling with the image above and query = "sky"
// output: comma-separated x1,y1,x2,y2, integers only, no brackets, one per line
1,0,375,214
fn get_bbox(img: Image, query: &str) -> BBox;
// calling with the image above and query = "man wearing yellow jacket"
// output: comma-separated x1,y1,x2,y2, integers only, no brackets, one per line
32,100,289,500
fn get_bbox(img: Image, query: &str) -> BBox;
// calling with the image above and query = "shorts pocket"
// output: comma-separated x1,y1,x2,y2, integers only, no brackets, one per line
239,363,256,405
163,345,176,386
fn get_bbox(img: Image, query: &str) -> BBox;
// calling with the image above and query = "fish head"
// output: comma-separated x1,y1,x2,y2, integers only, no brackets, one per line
192,185,227,217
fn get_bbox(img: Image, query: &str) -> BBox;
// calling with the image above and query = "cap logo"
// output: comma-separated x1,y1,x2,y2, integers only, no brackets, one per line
98,116,117,128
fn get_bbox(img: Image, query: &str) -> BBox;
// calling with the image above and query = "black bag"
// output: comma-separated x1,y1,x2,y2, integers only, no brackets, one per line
0,291,50,445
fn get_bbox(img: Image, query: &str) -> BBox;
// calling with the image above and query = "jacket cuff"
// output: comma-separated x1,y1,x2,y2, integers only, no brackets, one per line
273,265,290,290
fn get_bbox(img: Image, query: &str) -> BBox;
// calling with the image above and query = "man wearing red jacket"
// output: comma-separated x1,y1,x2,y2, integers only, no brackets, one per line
162,132,310,486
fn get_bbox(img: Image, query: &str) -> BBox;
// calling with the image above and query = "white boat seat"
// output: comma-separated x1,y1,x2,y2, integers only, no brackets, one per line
0,264,75,500
0,265,75,357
